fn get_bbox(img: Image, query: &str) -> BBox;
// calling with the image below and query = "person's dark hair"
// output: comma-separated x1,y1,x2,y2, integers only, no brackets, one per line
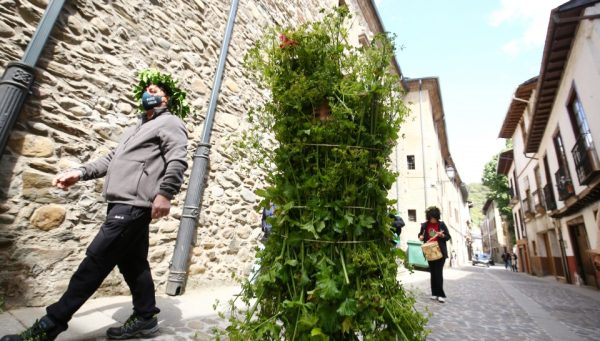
425,206,441,221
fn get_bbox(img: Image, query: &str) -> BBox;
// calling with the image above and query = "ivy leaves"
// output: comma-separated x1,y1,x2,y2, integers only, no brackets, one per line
225,7,427,341
132,68,191,119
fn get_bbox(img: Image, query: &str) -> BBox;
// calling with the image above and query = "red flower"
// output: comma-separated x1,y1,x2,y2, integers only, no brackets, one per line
279,33,298,49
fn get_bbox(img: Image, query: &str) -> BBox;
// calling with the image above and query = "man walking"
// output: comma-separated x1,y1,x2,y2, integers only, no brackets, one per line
502,251,510,270
1,70,189,340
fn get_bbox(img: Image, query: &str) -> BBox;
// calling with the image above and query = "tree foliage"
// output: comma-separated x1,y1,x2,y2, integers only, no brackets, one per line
223,8,427,340
466,183,490,227
481,154,512,220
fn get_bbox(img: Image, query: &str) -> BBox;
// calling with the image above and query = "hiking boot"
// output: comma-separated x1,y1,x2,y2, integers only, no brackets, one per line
106,314,159,339
1,315,61,341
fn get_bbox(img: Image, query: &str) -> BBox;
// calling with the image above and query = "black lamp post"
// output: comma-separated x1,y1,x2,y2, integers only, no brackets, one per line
0,0,66,158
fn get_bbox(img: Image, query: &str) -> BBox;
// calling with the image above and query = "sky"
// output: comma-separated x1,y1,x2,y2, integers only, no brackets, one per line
374,0,566,184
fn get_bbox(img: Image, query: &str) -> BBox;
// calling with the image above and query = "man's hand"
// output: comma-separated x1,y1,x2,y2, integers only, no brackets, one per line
152,194,171,219
52,170,81,191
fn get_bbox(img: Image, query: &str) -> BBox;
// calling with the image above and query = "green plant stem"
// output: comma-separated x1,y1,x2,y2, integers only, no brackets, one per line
338,246,350,285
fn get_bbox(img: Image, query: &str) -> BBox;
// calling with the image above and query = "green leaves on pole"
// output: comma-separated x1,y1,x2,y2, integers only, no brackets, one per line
224,8,427,340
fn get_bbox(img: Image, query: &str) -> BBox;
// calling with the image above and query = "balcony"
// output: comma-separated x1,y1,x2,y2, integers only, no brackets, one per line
571,132,600,185
509,186,519,205
554,168,575,201
522,196,535,219
532,189,545,214
543,184,557,211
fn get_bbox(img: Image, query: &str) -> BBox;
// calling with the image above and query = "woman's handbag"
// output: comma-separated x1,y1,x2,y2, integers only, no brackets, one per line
421,241,443,261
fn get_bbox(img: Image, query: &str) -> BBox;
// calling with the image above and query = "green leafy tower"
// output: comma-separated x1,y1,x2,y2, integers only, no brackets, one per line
226,8,427,340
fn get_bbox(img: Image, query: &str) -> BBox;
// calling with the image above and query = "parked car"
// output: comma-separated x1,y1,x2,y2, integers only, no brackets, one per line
472,253,491,267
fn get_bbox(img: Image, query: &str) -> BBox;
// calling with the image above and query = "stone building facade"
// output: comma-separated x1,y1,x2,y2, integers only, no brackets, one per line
0,0,395,307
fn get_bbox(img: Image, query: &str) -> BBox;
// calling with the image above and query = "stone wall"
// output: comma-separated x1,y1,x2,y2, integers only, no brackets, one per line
0,0,382,308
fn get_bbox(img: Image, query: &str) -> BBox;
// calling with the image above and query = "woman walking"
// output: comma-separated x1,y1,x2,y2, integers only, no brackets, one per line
419,206,452,303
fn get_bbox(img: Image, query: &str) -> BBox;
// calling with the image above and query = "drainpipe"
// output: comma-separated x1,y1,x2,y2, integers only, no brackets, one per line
166,0,240,296
556,220,571,283
0,0,66,157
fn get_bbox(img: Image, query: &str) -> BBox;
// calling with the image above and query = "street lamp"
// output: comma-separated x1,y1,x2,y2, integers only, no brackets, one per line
445,164,456,180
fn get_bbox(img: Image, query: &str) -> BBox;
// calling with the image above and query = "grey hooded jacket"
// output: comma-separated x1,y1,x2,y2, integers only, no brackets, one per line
80,109,188,207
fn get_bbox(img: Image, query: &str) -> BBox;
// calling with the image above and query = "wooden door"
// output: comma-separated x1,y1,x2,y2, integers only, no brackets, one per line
568,223,596,286
543,233,556,276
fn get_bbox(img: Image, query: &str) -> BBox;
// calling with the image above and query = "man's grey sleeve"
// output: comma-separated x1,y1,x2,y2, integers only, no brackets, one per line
79,149,115,180
157,117,189,199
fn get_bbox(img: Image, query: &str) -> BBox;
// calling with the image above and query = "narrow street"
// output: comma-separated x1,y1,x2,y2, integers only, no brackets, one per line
400,265,600,341
2,264,599,340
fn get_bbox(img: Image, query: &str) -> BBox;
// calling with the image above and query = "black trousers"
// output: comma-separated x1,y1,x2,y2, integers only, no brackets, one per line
46,204,158,329
428,257,446,298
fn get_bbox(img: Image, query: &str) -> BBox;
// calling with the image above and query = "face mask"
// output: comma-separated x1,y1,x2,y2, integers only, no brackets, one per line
142,91,163,110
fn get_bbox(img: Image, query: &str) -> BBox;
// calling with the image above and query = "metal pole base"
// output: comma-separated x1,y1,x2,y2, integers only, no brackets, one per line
166,270,187,296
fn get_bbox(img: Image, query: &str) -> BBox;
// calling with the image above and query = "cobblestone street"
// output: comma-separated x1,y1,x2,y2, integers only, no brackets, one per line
2,265,600,340
401,265,600,341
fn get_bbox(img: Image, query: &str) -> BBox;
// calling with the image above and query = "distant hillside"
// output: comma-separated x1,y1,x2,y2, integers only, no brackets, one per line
467,183,490,227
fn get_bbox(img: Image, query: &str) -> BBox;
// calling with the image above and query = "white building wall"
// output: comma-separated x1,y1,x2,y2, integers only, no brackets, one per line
391,82,470,266
534,3,600,255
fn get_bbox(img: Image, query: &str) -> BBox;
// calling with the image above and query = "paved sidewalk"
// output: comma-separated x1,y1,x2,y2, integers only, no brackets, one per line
0,286,239,340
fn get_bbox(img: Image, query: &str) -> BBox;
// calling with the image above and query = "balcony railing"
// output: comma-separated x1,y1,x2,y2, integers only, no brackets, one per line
532,189,545,214
571,132,600,185
508,186,519,205
543,184,557,211
555,167,575,201
522,195,534,218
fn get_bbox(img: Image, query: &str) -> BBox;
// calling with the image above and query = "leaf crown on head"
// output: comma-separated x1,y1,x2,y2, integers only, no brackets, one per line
132,68,191,119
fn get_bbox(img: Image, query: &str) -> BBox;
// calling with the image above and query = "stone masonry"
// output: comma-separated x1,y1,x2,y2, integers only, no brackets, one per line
0,0,385,308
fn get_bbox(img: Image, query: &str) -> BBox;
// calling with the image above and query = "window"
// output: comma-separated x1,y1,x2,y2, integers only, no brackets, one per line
542,155,556,210
523,189,532,214
408,209,417,222
533,166,543,209
358,33,369,47
513,212,520,239
553,131,575,200
513,169,521,200
553,132,570,173
517,210,526,238
567,88,600,184
522,176,531,213
533,166,542,192
406,155,415,170
567,90,591,143
509,178,515,198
